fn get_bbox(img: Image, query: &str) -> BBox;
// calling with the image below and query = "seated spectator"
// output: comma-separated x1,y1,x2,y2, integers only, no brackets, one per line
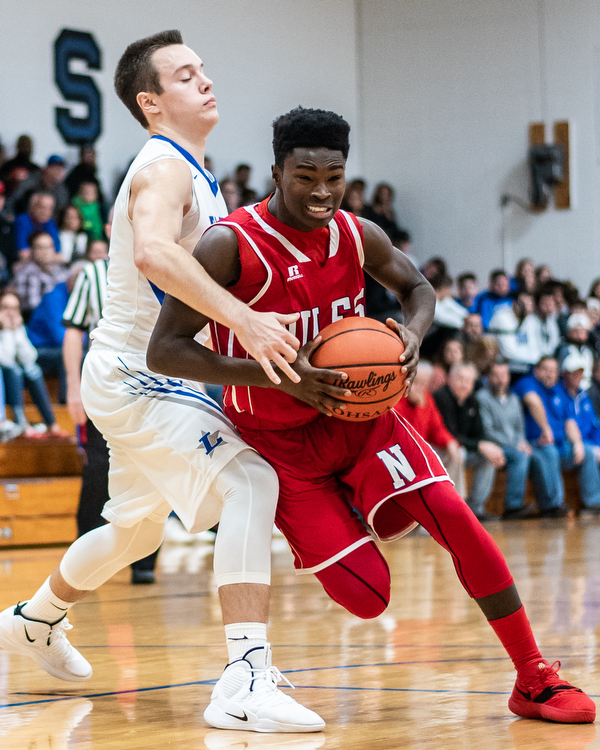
85,239,109,262
0,291,68,437
432,274,468,330
434,362,505,520
475,361,534,519
0,135,40,198
429,336,464,393
589,358,600,419
395,361,464,489
219,178,240,214
341,178,368,216
488,292,540,378
587,298,600,356
535,264,552,289
27,263,85,403
556,313,594,389
569,357,600,460
364,182,401,239
58,205,87,264
588,278,600,303
13,231,68,321
233,163,257,206
456,272,478,310
0,181,16,279
458,313,483,347
464,335,500,379
472,269,513,329
14,192,60,258
533,287,561,357
64,144,104,201
514,356,600,516
511,258,536,295
7,155,68,219
420,256,447,284
72,182,105,241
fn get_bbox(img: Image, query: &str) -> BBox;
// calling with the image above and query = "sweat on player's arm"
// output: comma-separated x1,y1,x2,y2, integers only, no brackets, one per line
359,217,435,389
130,159,300,385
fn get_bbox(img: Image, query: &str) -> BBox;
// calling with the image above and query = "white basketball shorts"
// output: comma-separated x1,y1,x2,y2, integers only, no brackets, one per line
80,347,252,532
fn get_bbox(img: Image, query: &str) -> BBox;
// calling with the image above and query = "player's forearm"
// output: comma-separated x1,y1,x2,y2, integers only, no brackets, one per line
397,279,436,343
63,328,84,390
147,333,272,388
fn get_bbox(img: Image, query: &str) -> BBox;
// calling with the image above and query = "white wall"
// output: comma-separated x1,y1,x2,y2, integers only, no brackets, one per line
2,0,600,293
0,0,358,198
356,0,600,292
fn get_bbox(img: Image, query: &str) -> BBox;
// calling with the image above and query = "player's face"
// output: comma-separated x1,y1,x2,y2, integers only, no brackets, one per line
272,148,346,231
149,45,218,136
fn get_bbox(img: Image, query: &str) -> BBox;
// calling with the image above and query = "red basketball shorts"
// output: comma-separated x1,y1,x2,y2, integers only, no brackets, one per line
236,409,451,573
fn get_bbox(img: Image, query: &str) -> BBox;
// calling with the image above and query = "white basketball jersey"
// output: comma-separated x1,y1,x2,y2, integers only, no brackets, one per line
92,136,227,353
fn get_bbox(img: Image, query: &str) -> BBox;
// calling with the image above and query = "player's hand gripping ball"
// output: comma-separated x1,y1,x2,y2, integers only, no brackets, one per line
310,316,408,422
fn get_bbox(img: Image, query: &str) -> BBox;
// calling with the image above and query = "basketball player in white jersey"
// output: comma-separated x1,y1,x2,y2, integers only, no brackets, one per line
0,31,324,734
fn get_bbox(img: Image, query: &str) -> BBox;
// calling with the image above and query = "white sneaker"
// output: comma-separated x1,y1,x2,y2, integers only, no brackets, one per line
203,644,325,733
0,603,92,681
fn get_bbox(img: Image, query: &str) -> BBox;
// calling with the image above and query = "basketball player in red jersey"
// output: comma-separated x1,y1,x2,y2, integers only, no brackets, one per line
148,107,595,724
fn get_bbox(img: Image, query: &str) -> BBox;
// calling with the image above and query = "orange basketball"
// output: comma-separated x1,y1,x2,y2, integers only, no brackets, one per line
310,316,408,422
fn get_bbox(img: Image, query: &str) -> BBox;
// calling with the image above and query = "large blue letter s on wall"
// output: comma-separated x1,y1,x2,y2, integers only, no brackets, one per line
54,29,102,144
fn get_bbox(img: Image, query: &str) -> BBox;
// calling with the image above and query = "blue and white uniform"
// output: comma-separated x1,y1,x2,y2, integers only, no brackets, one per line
81,136,256,537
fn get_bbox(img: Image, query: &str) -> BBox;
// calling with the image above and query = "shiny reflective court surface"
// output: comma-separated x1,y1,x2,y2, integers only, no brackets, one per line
1,518,600,749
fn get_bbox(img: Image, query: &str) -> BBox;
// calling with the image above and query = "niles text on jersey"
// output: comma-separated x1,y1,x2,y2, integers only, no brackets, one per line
286,290,365,345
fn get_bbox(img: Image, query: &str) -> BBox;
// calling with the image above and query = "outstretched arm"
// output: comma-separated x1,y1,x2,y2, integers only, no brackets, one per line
360,218,435,391
130,159,299,384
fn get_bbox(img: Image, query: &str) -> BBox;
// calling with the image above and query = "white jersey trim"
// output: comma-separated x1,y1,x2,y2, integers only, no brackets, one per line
295,536,373,575
338,210,364,266
218,220,273,307
245,204,311,263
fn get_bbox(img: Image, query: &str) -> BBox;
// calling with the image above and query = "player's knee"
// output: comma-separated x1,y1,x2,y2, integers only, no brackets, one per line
315,542,391,619
237,450,279,507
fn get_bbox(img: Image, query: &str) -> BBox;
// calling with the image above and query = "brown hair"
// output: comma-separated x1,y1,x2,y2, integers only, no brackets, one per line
114,30,183,128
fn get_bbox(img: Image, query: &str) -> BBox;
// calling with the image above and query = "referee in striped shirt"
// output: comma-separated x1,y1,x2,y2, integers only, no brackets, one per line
62,249,159,583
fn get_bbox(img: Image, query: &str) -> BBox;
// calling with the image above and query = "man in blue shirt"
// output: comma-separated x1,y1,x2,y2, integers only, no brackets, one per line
14,192,61,258
471,269,513,329
514,355,600,514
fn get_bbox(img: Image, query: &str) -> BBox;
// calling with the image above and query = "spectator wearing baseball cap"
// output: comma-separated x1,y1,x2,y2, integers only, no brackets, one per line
0,181,15,279
557,313,594,389
7,154,68,220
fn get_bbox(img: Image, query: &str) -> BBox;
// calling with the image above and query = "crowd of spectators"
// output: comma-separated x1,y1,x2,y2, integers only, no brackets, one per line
356,177,600,521
0,135,110,438
2,132,600,527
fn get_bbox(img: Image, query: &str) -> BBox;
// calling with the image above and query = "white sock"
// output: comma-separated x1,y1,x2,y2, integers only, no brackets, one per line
20,578,74,624
225,622,267,663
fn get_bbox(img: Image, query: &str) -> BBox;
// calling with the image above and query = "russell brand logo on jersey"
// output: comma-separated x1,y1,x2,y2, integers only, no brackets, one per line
287,265,303,282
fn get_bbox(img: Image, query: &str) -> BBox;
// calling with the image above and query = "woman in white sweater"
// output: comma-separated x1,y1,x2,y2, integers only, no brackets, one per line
0,292,67,436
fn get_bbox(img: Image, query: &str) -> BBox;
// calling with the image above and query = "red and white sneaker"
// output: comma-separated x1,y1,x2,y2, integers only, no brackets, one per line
509,659,596,723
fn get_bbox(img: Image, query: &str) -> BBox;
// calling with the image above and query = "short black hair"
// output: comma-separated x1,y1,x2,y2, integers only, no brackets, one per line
114,30,183,129
272,107,350,167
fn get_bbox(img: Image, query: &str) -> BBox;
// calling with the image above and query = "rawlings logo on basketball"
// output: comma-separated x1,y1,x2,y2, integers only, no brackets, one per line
332,370,397,394
310,316,408,423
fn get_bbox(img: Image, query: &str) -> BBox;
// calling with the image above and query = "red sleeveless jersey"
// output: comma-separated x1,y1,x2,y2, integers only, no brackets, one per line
209,198,366,430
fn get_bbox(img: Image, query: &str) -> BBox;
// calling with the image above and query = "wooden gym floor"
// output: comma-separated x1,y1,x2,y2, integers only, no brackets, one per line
0,517,599,750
